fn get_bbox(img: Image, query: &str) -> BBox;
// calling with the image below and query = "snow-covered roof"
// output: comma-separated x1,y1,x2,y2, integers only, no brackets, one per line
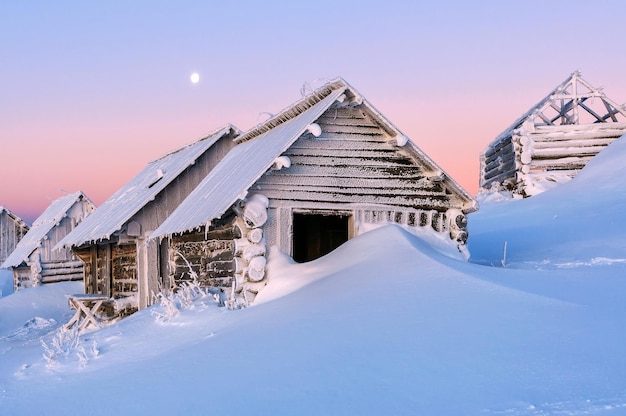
151,78,476,239
494,71,626,143
1,192,93,268
56,125,238,248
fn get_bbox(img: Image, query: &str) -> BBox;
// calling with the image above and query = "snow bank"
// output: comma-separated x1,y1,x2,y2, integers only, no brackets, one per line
0,268,13,297
2,138,626,415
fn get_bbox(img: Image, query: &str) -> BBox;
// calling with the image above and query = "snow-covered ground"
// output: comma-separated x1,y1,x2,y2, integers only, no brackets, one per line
2,139,626,415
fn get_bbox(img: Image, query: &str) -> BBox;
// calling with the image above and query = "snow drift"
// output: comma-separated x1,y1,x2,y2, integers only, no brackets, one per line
1,137,626,415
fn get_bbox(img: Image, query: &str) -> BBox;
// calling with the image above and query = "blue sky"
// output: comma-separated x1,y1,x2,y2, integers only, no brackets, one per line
2,0,625,223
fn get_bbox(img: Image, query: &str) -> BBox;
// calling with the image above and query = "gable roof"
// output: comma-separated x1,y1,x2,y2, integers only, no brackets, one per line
56,125,238,248
0,206,29,228
151,78,476,239
494,71,626,142
1,191,93,268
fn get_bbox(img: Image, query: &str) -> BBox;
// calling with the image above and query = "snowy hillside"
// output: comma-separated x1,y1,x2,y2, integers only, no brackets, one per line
2,138,626,415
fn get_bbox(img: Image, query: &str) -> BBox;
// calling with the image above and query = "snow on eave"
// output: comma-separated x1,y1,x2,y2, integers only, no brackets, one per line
150,88,348,240
1,191,93,268
55,125,238,249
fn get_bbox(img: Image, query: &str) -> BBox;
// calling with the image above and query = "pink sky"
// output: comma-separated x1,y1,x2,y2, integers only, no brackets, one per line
2,1,626,224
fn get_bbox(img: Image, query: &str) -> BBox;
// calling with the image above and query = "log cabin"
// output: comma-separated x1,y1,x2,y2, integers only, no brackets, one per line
1,192,95,290
480,71,626,197
55,126,239,314
150,78,478,307
0,206,29,265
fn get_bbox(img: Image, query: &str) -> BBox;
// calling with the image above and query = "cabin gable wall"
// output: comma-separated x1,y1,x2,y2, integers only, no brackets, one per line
252,105,469,255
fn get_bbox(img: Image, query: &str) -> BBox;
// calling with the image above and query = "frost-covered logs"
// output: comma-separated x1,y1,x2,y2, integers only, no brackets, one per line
231,194,270,306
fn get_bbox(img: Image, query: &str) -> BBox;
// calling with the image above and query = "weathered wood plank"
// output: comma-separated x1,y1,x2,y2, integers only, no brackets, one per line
256,174,436,190
284,147,398,158
289,138,395,151
260,189,452,209
319,124,384,136
528,155,593,170
316,116,379,128
257,183,445,197
286,155,415,168
531,145,608,159
264,164,428,179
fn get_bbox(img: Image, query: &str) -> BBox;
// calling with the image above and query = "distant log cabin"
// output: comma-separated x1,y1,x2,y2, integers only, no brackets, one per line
55,126,239,315
1,192,95,291
480,71,626,197
151,78,478,307
0,206,29,265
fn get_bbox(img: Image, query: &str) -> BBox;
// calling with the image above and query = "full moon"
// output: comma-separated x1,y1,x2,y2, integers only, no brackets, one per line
190,73,200,84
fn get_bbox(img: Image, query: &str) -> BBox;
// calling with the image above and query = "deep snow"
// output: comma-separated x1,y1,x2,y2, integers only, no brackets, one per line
2,138,626,415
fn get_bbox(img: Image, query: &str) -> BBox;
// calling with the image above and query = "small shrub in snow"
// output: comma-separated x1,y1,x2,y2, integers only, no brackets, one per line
41,327,99,369
152,251,211,323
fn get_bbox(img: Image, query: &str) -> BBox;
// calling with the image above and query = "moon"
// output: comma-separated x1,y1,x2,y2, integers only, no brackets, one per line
190,72,200,84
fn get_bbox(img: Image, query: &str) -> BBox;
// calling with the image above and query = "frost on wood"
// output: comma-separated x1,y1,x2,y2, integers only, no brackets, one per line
480,71,626,197
228,194,270,308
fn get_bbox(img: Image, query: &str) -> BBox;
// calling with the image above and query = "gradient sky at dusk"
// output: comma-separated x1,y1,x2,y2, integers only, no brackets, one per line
2,1,626,224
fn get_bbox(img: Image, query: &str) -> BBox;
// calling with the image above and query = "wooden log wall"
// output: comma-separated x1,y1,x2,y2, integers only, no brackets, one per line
111,244,138,298
169,215,237,291
14,260,84,290
481,122,626,195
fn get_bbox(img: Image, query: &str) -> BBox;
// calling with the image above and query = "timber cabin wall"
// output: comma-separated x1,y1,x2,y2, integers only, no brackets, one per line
0,209,28,265
252,103,470,256
78,134,235,310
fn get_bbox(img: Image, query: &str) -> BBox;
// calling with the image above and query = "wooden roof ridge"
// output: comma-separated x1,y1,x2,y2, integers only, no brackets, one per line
152,124,240,163
234,79,348,144
56,126,237,249
494,71,626,142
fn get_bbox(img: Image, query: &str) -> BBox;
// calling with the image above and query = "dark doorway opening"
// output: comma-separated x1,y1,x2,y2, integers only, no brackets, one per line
292,213,349,263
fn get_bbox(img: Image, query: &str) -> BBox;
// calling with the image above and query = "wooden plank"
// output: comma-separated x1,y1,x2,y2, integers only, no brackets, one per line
482,151,516,174
264,164,427,179
314,132,390,141
316,115,379,128
484,139,515,159
531,137,616,149
256,175,435,190
41,260,84,270
318,123,384,136
284,147,398,158
531,145,608,159
257,183,445,198
286,155,415,168
529,130,625,142
528,156,593,170
289,138,395,151
259,189,451,209
483,164,517,182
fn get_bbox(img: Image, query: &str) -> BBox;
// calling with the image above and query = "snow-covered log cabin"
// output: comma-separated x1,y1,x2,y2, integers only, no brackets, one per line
1,192,95,290
480,71,626,197
151,78,478,307
0,206,29,265
55,126,239,314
